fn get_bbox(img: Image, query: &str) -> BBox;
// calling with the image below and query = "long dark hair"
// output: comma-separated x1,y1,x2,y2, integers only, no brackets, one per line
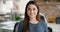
22,1,40,32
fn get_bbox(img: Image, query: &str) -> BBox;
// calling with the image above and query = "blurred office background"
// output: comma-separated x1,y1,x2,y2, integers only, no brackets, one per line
0,0,60,32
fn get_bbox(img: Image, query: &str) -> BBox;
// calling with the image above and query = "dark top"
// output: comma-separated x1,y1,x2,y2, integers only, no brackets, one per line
17,20,48,32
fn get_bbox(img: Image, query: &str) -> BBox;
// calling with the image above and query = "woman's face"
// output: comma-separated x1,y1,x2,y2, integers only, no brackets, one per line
27,4,38,18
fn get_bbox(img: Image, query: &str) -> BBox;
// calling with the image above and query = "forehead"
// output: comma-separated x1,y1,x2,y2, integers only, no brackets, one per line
27,4,37,8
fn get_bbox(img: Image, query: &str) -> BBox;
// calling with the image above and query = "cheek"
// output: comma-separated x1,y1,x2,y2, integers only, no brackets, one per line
34,11,38,15
27,11,30,16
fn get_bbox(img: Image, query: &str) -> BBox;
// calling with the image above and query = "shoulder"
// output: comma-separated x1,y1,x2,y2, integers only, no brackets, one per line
39,20,46,24
40,20,47,26
41,20,48,32
15,20,24,29
14,20,24,27
18,20,24,25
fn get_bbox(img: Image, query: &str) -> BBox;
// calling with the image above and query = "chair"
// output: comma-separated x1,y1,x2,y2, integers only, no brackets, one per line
48,27,52,32
13,22,19,32
40,14,52,32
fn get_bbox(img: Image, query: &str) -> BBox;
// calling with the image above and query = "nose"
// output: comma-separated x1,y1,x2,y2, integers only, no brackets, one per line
31,10,33,13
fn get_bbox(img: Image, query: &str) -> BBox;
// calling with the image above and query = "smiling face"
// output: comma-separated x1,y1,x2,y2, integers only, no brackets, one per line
27,4,38,19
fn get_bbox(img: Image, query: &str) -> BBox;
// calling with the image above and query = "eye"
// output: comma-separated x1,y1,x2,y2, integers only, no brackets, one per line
27,8,31,10
33,8,36,11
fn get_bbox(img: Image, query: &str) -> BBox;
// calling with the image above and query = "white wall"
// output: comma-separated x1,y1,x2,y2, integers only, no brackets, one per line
18,0,30,14
0,0,30,14
0,0,13,14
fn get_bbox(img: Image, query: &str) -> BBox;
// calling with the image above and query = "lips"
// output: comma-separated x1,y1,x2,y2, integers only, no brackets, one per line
30,13,34,16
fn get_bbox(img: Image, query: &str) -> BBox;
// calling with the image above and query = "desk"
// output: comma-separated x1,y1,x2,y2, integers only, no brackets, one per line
0,21,17,32
47,23,60,32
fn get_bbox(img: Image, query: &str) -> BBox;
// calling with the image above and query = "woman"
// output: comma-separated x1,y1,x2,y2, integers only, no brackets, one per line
17,1,48,32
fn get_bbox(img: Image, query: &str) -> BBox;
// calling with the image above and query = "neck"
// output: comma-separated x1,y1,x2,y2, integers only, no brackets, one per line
30,17,36,21
29,17,39,24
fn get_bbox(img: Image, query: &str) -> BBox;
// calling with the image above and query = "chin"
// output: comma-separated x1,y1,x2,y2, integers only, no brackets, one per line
30,16,35,18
